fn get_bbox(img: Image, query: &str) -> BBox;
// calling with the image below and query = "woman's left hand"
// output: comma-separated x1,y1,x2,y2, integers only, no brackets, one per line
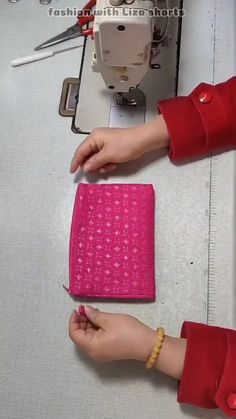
69,305,156,362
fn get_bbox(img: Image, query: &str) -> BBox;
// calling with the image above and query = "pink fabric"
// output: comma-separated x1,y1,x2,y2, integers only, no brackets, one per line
78,305,87,317
69,183,155,300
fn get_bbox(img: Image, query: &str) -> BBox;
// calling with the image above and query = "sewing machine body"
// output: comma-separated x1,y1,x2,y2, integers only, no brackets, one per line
75,0,181,131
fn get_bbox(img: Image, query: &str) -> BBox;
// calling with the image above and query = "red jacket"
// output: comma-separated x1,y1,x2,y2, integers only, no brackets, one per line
159,77,236,417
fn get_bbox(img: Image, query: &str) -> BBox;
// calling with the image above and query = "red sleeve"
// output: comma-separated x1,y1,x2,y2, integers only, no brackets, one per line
178,321,236,416
158,77,236,162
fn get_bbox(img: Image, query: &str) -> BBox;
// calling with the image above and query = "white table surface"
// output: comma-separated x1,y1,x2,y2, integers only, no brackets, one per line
0,1,234,419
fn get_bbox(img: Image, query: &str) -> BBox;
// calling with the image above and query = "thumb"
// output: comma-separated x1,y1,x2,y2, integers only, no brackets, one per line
83,149,111,172
85,306,108,328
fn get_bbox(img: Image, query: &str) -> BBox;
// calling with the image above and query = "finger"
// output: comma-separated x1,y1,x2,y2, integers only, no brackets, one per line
84,305,109,328
83,149,111,172
80,321,97,332
69,311,100,351
79,321,96,331
99,164,117,174
70,136,98,173
69,310,80,330
78,319,88,330
69,311,87,343
77,306,98,330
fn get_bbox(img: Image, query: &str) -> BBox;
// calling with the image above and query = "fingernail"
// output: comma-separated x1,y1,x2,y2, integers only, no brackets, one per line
84,305,93,314
85,305,98,313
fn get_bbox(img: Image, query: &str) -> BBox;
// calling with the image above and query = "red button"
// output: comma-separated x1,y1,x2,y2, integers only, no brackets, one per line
199,91,212,104
227,393,236,409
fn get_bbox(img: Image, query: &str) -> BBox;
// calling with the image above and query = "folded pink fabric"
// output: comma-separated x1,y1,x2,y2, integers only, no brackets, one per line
68,183,155,300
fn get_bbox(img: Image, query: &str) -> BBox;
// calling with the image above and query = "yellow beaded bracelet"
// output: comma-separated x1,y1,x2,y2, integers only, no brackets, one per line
146,327,165,369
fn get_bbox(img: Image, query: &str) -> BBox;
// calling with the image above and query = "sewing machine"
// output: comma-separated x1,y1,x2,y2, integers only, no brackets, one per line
92,0,172,93
73,0,181,132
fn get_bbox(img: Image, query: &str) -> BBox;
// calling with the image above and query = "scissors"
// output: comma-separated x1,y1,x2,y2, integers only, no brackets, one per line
35,0,96,51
